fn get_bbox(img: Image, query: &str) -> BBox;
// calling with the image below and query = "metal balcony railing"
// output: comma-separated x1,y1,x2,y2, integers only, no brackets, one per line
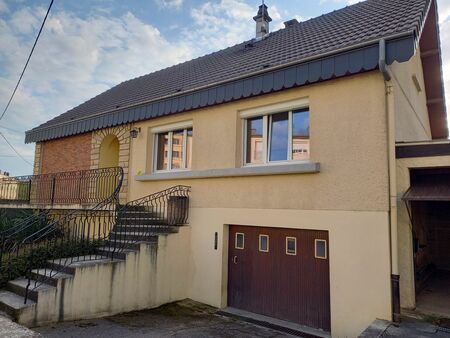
0,167,123,206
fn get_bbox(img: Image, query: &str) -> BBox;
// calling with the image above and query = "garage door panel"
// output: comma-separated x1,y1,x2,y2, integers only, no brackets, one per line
228,225,330,331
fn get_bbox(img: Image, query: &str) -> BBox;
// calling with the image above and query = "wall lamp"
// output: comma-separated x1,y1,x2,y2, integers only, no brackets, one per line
130,128,141,139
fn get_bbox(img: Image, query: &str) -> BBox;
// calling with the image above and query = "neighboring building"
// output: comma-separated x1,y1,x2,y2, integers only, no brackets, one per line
0,0,448,337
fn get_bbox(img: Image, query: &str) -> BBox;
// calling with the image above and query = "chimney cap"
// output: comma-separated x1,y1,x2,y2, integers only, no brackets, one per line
253,4,272,22
284,19,299,28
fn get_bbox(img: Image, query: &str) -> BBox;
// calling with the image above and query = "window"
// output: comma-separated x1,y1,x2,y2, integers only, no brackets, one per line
244,109,310,165
286,237,297,255
155,127,193,171
315,239,327,259
259,234,269,252
235,233,244,249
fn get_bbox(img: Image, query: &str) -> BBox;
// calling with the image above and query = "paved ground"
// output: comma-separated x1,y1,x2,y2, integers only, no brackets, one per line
0,313,40,338
361,317,450,338
33,300,294,338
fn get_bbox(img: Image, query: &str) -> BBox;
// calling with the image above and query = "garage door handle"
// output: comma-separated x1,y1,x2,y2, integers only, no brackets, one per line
232,256,238,264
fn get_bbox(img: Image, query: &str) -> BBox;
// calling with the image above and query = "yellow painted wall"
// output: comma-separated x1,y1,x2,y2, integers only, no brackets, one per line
124,72,393,337
390,49,432,142
129,72,389,212
99,134,120,169
396,153,450,309
186,207,392,338
19,230,191,327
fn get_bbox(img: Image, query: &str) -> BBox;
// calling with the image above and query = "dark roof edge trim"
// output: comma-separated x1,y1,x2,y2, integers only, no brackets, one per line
25,35,416,144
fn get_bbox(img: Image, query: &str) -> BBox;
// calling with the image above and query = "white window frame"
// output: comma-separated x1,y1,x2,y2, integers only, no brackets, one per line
240,98,310,167
152,121,193,172
286,237,297,256
259,234,269,252
314,239,327,259
235,233,245,250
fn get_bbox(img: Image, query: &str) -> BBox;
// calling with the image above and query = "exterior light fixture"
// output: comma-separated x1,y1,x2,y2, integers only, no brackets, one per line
130,128,141,139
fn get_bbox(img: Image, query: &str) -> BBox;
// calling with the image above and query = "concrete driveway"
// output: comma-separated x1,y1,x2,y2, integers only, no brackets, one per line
34,300,294,338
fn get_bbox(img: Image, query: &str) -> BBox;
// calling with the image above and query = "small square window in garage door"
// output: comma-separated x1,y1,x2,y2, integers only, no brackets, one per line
315,239,327,259
286,237,297,255
235,233,244,249
259,235,269,252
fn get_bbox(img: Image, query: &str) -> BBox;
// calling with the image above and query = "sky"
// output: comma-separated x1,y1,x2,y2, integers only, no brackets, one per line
0,0,449,176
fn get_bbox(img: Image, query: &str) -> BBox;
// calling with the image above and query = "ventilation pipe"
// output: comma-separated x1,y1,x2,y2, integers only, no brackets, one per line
379,38,400,323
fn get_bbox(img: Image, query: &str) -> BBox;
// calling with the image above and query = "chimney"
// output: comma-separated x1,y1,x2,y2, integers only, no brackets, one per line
253,2,272,39
284,19,299,28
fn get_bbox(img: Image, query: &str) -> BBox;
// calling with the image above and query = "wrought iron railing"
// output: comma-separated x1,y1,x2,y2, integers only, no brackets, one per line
0,167,123,206
110,185,190,253
0,183,190,304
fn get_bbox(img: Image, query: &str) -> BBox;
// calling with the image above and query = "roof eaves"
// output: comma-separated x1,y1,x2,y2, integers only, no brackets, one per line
25,34,418,144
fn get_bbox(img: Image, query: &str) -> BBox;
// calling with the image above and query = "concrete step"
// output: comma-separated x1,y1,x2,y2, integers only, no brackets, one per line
110,230,173,240
118,211,156,218
113,225,178,233
109,232,170,243
0,290,35,317
47,255,122,274
104,239,156,250
30,268,73,287
116,218,168,226
7,278,55,302
96,246,136,260
118,205,149,212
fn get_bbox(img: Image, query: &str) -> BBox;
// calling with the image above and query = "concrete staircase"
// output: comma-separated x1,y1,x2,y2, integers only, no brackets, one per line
0,206,190,327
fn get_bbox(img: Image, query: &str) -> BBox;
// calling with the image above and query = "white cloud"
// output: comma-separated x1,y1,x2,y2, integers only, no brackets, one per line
154,0,184,10
188,0,255,51
0,0,8,13
439,13,450,131
438,0,450,23
0,6,195,174
319,0,360,5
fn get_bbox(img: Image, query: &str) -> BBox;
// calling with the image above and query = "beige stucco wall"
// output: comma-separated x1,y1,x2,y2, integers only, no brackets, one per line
186,207,392,338
396,154,450,310
124,72,393,337
18,228,191,327
129,71,389,212
390,49,432,142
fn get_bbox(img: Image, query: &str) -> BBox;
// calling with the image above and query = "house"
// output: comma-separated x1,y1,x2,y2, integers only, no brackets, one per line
0,0,448,336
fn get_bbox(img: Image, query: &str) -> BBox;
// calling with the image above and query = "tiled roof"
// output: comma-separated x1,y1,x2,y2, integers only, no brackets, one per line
27,0,431,141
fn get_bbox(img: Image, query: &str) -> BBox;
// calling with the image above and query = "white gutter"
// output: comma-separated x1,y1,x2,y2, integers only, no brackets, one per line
379,38,400,322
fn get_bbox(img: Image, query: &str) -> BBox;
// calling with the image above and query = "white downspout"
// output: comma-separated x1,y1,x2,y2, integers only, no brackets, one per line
379,38,400,322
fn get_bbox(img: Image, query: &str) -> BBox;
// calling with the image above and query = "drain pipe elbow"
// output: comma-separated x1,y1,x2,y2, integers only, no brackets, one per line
379,39,391,81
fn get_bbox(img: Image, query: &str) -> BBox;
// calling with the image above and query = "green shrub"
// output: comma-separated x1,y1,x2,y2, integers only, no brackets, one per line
0,239,102,288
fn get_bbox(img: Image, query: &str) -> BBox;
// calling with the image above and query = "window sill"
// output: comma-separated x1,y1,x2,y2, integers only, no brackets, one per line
135,162,320,181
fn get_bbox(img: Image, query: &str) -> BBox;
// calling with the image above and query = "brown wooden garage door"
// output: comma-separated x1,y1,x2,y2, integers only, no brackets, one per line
228,225,331,331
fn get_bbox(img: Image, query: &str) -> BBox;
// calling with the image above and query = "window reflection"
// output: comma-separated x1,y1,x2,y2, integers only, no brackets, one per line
171,130,184,169
246,117,263,164
292,110,310,161
157,132,169,170
186,128,193,169
156,127,193,171
269,112,289,161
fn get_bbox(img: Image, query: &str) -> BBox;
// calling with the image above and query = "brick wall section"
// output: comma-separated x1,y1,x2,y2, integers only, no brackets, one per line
40,133,92,174
91,125,131,203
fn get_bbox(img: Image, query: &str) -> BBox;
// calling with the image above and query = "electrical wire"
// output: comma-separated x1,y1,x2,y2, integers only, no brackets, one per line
0,125,23,133
0,0,54,121
0,132,33,166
